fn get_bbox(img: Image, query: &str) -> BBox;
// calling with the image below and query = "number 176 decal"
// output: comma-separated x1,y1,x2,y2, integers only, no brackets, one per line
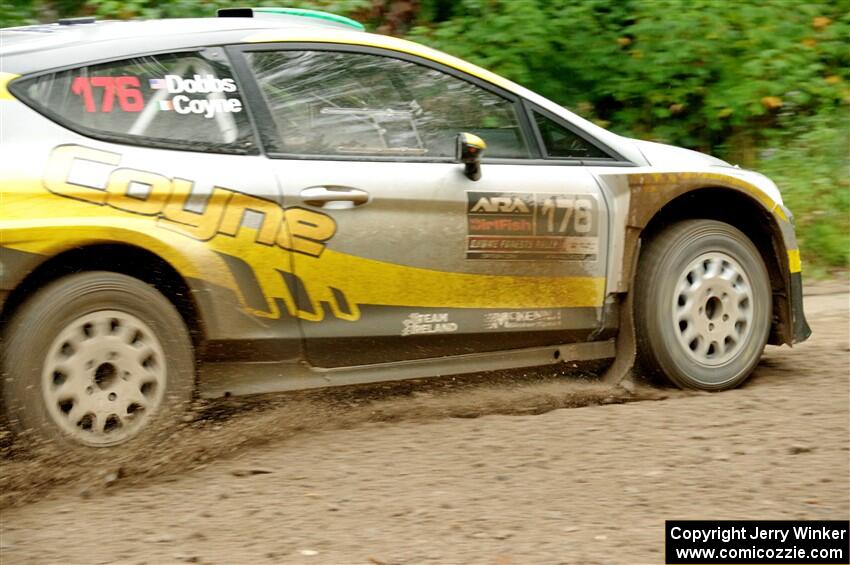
71,76,144,113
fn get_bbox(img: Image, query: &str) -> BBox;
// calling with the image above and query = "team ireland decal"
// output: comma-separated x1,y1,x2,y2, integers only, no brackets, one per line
401,313,458,336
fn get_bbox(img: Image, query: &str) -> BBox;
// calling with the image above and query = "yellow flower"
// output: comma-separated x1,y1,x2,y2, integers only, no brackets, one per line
812,16,832,29
760,96,783,109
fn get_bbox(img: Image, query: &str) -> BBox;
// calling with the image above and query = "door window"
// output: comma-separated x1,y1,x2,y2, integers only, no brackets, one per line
245,50,530,159
14,48,256,154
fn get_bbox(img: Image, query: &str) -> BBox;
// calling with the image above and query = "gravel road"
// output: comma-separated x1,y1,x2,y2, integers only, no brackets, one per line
1,282,848,565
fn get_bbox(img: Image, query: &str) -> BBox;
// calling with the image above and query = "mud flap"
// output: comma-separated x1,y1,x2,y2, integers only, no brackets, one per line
790,272,812,344
601,288,636,392
602,239,641,391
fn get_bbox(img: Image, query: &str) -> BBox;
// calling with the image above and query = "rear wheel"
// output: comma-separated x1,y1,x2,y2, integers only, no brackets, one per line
635,219,771,390
2,272,194,449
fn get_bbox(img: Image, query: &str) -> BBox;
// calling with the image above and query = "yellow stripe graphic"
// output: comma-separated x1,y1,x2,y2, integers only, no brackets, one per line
1,180,605,323
293,249,605,310
787,249,802,273
0,73,20,101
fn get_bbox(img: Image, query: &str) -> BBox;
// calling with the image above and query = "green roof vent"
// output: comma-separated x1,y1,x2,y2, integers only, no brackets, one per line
218,7,365,31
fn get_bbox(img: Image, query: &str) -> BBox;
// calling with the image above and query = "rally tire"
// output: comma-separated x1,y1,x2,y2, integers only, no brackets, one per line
634,220,771,390
2,272,195,450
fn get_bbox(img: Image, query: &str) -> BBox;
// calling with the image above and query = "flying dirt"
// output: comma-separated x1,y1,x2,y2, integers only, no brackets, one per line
1,281,848,565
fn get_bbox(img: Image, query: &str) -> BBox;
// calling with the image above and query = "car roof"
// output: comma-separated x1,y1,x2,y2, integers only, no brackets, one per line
0,13,360,44
0,16,357,73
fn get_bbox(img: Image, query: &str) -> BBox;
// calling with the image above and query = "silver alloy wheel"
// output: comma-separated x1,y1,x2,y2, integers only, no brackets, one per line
41,310,167,446
672,252,754,367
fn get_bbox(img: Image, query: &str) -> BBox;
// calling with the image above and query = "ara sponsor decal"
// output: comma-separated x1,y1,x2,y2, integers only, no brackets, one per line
469,217,533,233
466,191,599,261
469,194,532,214
401,313,458,336
483,310,562,330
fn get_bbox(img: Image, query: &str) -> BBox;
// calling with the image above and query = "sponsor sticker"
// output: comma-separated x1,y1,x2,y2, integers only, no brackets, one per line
151,74,242,118
466,192,599,261
156,95,243,118
70,73,242,118
401,313,458,336
483,310,562,330
153,74,238,94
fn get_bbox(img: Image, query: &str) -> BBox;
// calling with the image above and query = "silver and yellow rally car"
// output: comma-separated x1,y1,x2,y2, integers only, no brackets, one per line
0,8,810,449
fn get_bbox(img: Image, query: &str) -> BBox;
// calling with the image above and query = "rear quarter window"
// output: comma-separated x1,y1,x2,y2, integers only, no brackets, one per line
12,48,257,154
533,111,610,160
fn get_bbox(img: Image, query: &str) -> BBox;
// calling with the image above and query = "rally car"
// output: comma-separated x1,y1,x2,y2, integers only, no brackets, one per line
0,8,810,449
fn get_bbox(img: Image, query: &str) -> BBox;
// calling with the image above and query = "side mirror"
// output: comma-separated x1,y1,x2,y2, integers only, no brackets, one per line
455,132,486,181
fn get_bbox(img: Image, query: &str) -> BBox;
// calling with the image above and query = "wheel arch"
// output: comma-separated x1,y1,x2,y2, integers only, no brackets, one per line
635,186,795,346
1,243,206,350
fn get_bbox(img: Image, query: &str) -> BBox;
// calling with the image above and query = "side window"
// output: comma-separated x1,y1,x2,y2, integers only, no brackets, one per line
534,111,609,160
245,50,529,159
14,48,256,154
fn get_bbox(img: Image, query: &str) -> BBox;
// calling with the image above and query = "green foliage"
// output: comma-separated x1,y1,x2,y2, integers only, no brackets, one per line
3,0,848,270
756,113,850,270
1,0,41,26
410,0,848,150
0,0,370,26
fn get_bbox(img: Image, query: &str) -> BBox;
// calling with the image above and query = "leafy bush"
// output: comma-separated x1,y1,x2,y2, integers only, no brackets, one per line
756,114,850,271
411,1,848,150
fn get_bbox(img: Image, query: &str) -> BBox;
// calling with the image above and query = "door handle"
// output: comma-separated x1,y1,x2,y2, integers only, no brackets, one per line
300,186,370,208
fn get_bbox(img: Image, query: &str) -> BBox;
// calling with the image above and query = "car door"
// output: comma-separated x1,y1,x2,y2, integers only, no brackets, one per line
234,45,610,367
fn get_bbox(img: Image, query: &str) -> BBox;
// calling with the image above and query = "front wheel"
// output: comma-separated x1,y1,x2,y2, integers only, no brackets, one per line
2,272,194,449
635,219,772,390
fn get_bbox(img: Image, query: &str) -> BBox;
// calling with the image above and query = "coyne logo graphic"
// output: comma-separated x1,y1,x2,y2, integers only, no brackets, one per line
151,74,242,118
